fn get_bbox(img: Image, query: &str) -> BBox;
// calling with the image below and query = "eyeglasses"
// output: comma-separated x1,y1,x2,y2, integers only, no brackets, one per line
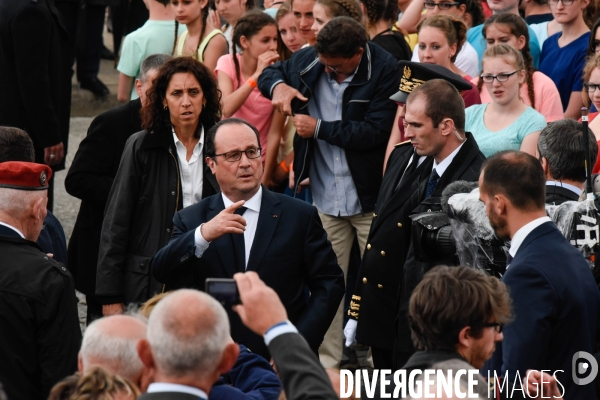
480,70,520,83
585,82,600,92
548,0,575,5
318,59,340,74
424,1,460,9
483,322,504,333
212,147,262,162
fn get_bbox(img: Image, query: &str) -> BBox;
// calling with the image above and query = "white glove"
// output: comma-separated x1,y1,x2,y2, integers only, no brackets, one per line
344,319,358,347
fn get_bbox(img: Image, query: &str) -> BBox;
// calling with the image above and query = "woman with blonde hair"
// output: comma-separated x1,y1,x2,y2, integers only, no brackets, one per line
466,44,546,157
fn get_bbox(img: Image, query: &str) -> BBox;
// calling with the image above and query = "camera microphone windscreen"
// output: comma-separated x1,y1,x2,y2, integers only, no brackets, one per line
441,181,479,213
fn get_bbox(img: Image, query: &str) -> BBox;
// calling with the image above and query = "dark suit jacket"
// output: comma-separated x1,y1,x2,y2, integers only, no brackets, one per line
0,0,71,170
352,133,485,354
138,392,205,400
65,99,142,296
486,222,600,400
269,332,338,400
37,210,68,266
545,183,580,205
151,188,345,358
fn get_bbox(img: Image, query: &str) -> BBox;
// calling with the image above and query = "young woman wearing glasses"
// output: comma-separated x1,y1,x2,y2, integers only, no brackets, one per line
466,44,546,157
586,19,600,59
581,56,600,173
539,0,590,119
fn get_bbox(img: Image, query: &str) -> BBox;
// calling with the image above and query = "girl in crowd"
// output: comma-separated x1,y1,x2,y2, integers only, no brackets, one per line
311,0,363,36
581,55,600,172
97,57,221,310
172,0,229,71
474,13,563,122
358,0,412,61
417,15,481,106
216,11,285,167
263,2,308,190
539,0,590,119
209,0,256,51
466,44,546,157
587,19,600,58
396,0,480,77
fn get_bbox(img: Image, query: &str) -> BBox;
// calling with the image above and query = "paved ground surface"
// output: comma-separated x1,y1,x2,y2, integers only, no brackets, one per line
56,30,121,331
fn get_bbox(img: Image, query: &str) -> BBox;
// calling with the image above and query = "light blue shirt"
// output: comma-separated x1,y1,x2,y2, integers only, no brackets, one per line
308,70,361,216
466,104,547,157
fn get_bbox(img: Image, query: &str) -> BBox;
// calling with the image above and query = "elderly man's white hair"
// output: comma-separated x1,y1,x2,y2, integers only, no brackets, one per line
147,289,230,379
0,188,45,215
80,314,147,381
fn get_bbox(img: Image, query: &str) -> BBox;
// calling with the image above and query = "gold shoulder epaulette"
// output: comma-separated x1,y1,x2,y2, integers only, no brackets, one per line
395,140,411,147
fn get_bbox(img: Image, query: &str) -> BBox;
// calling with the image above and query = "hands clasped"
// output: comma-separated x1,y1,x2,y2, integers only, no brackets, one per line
201,200,247,242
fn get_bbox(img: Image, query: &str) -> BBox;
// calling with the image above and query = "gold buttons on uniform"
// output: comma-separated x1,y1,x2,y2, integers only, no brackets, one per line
378,284,383,289
381,251,386,256
373,213,377,218
367,244,372,250
398,223,403,228
363,277,368,284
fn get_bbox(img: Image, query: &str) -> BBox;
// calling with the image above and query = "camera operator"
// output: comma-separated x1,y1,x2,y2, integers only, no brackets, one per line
345,73,486,370
538,119,598,205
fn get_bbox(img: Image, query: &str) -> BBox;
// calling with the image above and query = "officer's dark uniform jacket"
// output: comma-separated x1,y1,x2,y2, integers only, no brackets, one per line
349,133,485,359
0,225,81,400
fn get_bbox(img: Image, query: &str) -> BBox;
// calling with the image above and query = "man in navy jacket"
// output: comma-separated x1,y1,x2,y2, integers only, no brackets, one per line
151,119,344,360
479,150,600,400
257,16,400,367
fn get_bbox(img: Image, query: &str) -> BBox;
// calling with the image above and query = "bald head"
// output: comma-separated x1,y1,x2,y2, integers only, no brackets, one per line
146,289,230,380
80,315,147,382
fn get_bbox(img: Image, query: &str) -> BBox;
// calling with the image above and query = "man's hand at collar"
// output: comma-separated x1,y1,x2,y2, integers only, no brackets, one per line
272,83,308,117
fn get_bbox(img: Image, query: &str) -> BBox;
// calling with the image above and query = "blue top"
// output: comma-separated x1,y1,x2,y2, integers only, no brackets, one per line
466,104,547,157
308,70,361,216
539,31,590,112
467,22,541,69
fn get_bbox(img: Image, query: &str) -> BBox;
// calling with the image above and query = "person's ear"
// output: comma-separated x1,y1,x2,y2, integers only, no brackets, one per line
494,194,508,216
206,156,217,174
200,0,209,9
137,339,156,370
240,35,250,50
78,353,84,373
457,3,466,16
135,79,144,98
355,47,364,60
540,157,550,175
216,342,240,374
32,196,47,222
457,326,472,349
440,118,455,137
516,34,526,51
449,42,457,59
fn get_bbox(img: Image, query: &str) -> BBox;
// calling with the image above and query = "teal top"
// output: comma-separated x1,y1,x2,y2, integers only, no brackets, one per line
466,104,547,157
117,20,183,100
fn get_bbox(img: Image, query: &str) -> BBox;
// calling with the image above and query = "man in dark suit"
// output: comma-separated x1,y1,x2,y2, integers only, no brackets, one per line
345,70,485,370
0,0,71,211
480,151,600,400
65,54,171,324
0,162,81,400
537,119,598,205
152,118,344,359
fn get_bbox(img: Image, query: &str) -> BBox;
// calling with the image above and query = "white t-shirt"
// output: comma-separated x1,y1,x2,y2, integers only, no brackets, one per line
411,40,480,77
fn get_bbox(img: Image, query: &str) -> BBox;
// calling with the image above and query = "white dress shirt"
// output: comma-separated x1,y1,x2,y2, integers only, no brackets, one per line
147,382,208,399
545,180,583,197
508,216,552,259
194,187,263,268
432,141,464,178
0,221,24,238
172,127,204,208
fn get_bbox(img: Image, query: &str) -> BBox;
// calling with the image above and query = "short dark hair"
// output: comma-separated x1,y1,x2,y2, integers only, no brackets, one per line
141,57,221,135
314,16,367,58
139,54,173,82
409,266,512,352
407,79,465,131
205,118,261,159
538,119,598,183
0,126,35,162
481,150,546,211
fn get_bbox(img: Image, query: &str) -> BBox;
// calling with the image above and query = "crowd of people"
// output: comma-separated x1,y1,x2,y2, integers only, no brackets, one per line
2,0,600,397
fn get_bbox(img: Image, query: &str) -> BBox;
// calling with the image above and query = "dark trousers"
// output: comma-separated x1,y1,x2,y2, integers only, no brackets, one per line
372,346,395,370
86,295,103,325
76,4,106,81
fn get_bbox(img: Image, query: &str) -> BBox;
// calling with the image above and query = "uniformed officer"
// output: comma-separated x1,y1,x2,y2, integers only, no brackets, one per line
0,161,81,400
344,63,486,370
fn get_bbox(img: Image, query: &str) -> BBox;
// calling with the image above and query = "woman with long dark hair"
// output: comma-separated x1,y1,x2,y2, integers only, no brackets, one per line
96,57,221,315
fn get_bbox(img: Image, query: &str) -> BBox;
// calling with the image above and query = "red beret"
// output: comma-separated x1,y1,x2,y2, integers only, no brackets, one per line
0,162,52,191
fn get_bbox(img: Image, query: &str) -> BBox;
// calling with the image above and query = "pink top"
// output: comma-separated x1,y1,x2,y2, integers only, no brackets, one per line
471,71,563,123
216,54,274,161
